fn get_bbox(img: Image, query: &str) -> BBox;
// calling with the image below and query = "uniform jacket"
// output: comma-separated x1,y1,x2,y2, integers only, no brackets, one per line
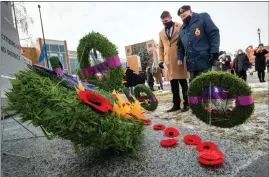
254,49,268,71
234,53,250,72
159,22,189,81
177,12,220,72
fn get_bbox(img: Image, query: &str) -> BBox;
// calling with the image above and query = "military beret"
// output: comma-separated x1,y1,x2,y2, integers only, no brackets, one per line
177,5,191,16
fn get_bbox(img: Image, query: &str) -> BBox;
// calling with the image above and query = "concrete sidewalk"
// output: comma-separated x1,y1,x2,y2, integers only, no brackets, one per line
2,116,267,177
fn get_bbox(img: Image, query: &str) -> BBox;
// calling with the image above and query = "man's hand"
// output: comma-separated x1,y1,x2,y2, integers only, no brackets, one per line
209,53,219,66
159,62,164,69
177,60,183,66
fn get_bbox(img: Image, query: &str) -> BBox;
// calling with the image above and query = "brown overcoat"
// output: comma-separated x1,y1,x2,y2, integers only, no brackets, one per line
159,22,189,81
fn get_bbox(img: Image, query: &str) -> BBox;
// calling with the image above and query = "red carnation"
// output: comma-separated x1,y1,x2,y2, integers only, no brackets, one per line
160,139,178,147
183,134,202,145
226,109,232,115
198,150,223,160
196,142,218,152
211,109,217,115
198,157,224,165
145,119,152,125
153,124,166,130
164,127,180,137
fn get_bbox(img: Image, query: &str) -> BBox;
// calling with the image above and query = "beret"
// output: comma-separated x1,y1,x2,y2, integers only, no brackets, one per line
177,5,191,16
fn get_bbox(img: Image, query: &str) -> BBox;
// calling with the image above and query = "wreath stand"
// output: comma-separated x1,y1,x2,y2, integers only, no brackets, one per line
1,75,43,160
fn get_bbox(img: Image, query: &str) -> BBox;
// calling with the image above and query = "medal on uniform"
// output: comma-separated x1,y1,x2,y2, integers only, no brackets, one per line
195,28,200,36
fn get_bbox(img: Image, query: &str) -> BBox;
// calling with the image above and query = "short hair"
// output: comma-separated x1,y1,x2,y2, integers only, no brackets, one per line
160,11,171,19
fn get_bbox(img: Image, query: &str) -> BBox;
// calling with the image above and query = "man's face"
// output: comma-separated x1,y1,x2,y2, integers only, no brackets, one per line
180,10,192,21
161,16,172,23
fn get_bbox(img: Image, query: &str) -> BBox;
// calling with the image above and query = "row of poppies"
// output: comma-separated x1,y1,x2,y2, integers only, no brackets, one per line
144,119,224,166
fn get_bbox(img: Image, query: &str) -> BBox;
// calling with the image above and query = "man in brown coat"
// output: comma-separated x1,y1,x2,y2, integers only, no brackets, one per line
158,11,190,112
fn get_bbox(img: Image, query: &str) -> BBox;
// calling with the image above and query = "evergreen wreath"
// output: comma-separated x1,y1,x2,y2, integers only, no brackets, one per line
6,65,144,156
133,84,158,111
188,71,254,128
77,31,123,92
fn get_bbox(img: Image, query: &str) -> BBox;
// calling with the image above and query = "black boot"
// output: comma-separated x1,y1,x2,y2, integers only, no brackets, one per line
181,105,189,112
167,105,180,112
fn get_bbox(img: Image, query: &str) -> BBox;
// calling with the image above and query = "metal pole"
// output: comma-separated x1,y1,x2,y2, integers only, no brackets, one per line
38,5,49,68
258,33,261,44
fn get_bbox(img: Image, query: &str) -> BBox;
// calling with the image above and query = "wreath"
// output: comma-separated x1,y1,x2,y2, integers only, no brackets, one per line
77,31,123,92
133,84,158,111
188,71,254,128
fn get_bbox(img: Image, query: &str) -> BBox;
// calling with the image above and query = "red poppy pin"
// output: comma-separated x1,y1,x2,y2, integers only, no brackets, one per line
198,157,224,165
196,142,218,152
160,138,178,147
211,109,218,115
183,134,202,145
164,127,180,137
198,150,223,160
144,119,152,125
153,124,166,130
175,24,179,27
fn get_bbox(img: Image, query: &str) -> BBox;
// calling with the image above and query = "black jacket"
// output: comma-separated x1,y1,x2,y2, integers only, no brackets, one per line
235,53,250,72
146,71,154,83
254,49,268,71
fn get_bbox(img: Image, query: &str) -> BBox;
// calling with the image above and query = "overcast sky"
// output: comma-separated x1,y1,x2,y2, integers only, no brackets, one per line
20,1,268,58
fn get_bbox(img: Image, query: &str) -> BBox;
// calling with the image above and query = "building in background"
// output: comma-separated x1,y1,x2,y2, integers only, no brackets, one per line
125,39,158,72
68,50,79,74
126,55,141,74
21,38,71,74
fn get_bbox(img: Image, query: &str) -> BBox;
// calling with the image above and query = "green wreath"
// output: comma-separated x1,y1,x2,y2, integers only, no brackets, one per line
188,71,254,128
132,84,158,111
77,31,123,92
122,87,135,103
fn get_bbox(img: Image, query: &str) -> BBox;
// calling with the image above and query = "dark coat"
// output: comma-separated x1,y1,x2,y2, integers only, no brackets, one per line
235,53,250,72
125,68,135,87
146,71,154,83
254,49,268,71
222,55,231,71
177,12,220,71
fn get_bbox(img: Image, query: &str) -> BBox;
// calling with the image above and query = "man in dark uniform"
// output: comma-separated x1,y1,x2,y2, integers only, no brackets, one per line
176,5,220,82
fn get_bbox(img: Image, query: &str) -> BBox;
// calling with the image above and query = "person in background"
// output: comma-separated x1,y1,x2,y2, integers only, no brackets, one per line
254,43,268,82
153,67,164,90
125,67,135,94
158,10,189,112
234,49,250,81
146,68,155,91
266,59,269,73
138,71,146,84
222,55,232,72
177,5,220,81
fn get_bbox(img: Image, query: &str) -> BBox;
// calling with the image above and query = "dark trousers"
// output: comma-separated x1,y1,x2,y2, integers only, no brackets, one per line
170,79,188,108
257,70,265,81
189,68,210,83
238,70,247,81
148,82,154,91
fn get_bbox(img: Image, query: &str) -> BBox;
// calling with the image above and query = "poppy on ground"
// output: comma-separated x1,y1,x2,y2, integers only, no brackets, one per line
198,157,224,165
153,124,166,130
164,127,180,137
198,150,223,160
183,134,202,145
196,142,218,152
145,119,152,125
160,139,178,147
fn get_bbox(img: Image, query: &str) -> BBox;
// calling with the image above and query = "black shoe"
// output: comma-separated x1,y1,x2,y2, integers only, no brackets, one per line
181,106,189,112
167,105,180,112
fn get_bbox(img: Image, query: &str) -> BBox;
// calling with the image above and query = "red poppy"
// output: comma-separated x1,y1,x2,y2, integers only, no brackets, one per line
198,157,224,165
153,124,166,130
160,139,178,147
183,134,202,145
226,109,232,115
78,90,113,113
196,142,218,152
198,150,223,160
211,109,217,115
164,127,180,137
144,119,152,125
175,24,179,27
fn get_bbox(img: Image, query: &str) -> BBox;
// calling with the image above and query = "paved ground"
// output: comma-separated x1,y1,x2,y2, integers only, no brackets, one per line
1,116,268,177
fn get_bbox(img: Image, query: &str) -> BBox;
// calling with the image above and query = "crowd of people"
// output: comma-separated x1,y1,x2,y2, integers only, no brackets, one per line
124,5,268,113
